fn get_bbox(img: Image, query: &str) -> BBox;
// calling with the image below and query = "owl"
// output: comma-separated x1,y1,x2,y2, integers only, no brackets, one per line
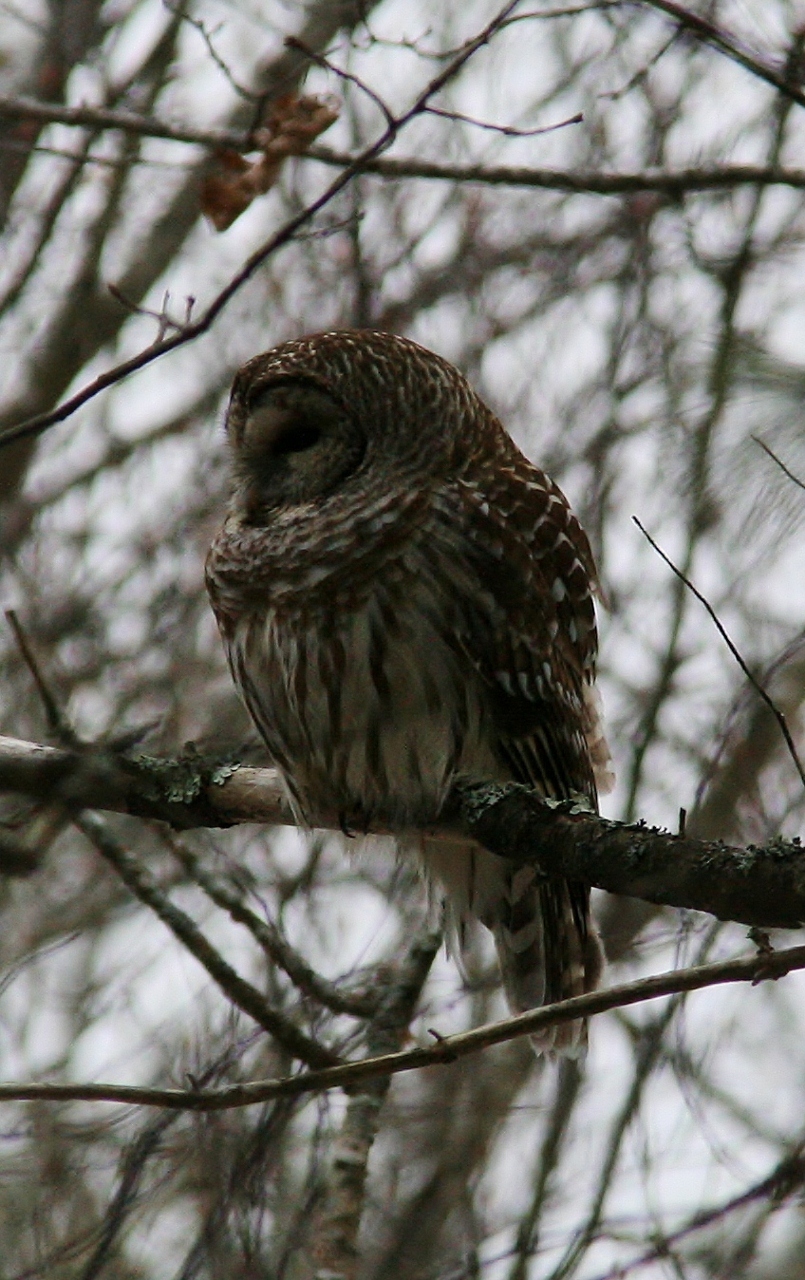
206,330,611,1050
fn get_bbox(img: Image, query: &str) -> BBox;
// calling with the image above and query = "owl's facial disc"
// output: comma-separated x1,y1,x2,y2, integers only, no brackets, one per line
230,378,365,522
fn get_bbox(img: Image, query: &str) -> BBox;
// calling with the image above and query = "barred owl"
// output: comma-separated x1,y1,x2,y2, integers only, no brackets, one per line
206,330,611,1050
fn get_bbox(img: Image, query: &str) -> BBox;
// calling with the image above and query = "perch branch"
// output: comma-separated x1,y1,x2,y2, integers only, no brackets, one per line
2,734,805,929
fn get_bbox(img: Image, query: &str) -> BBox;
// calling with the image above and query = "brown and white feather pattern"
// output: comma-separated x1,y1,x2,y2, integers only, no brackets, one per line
206,329,610,1051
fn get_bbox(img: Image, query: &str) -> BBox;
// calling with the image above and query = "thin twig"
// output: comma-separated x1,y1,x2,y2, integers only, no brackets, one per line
164,1,261,102
106,284,194,340
1,941,804,1111
633,517,805,793
76,811,339,1069
753,435,805,494
638,0,805,110
589,1143,805,1280
4,609,78,746
285,37,395,129
423,105,584,135
168,834,377,1018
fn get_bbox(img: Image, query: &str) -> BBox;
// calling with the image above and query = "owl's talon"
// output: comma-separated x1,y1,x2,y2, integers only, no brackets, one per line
338,810,356,838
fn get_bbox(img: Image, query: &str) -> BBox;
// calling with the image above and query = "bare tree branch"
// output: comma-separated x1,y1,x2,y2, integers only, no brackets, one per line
308,151,805,194
634,519,805,792
7,95,805,194
168,832,378,1018
310,929,439,1279
639,0,805,109
589,1143,805,1280
2,734,805,930
1,941,804,1111
0,92,246,147
76,810,340,1068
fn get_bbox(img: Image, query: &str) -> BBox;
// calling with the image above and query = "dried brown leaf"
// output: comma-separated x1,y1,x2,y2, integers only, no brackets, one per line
201,93,339,232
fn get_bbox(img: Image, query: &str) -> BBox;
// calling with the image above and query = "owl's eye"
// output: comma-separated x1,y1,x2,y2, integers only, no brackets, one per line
270,423,321,456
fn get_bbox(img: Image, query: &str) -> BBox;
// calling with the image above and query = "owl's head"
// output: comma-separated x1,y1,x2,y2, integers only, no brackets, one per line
224,330,501,525
226,374,365,522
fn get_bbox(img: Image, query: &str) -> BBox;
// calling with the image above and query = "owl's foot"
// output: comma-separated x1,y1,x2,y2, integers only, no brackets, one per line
337,805,373,838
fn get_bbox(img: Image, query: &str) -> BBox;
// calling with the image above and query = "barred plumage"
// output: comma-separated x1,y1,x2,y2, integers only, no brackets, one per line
206,330,611,1050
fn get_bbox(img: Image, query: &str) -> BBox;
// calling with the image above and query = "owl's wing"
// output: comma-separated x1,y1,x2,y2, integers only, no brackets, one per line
432,459,608,806
427,460,609,1029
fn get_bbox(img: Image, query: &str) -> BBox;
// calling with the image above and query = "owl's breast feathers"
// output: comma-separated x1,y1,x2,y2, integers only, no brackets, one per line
205,481,429,630
205,454,610,821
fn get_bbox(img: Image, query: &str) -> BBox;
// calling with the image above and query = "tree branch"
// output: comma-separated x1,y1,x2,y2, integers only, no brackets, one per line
310,929,440,1279
639,0,805,110
167,832,378,1018
0,91,248,148
450,781,805,929
1,942,804,1111
5,94,805,194
309,149,805,194
590,1143,805,1280
75,810,339,1069
1,734,804,930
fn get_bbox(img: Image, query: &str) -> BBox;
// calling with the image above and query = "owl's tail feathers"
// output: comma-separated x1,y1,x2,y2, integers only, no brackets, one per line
421,839,603,1056
493,872,603,1056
